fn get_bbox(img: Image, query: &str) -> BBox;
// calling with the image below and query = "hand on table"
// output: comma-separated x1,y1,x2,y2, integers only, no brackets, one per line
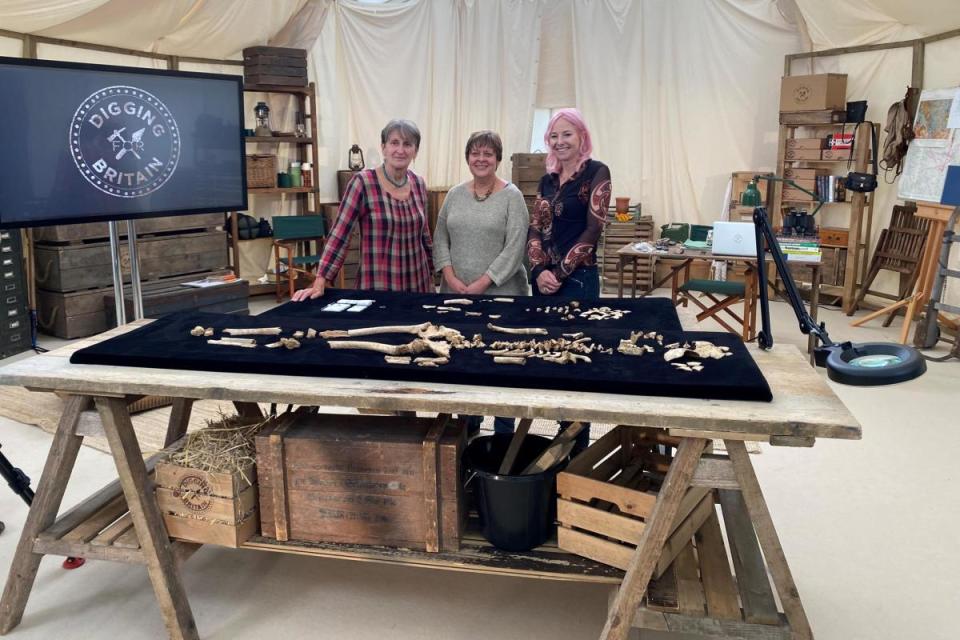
291,278,326,302
536,270,561,295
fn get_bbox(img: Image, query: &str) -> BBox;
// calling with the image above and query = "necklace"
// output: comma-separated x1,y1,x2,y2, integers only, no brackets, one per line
473,180,495,202
381,163,408,188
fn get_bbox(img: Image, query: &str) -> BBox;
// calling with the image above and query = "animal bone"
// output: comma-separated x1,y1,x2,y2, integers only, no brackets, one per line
190,325,205,336
422,305,436,309
563,332,584,339
493,356,526,365
293,331,305,339
465,311,482,317
281,337,301,350
665,342,679,349
443,298,473,306
415,356,449,367
488,314,501,319
306,328,317,339
322,322,431,339
437,306,462,312
264,341,283,349
384,356,412,364
492,297,514,303
203,327,214,337
487,323,548,336
327,338,450,358
569,301,580,309
208,338,256,348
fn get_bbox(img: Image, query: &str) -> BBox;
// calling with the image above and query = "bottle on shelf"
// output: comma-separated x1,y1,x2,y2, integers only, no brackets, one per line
289,161,302,188
301,162,313,189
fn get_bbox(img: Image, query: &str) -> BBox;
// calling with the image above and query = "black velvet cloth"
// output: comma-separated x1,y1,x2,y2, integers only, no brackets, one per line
258,289,683,332
71,292,771,402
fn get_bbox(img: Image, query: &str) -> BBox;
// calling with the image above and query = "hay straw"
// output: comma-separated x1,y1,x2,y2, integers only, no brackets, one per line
167,411,269,486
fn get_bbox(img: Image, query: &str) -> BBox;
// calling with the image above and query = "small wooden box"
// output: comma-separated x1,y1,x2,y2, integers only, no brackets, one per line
243,46,308,87
783,148,822,161
556,426,714,574
819,226,850,247
783,167,829,180
256,411,465,552
785,138,825,151
820,148,855,161
155,460,258,548
782,187,816,202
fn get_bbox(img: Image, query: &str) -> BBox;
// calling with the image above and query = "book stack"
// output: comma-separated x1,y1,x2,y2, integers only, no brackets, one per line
777,236,822,262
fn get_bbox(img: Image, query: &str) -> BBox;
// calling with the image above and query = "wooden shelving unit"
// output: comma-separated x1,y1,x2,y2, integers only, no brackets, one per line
773,110,876,314
229,81,321,295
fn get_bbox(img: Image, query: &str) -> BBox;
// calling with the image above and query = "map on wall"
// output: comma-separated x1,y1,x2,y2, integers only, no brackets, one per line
898,88,959,202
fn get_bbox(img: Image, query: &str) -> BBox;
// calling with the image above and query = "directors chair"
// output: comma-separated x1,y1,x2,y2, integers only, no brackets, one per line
272,214,326,302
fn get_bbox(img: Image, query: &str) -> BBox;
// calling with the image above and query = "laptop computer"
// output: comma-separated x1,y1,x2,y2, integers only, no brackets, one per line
711,221,758,257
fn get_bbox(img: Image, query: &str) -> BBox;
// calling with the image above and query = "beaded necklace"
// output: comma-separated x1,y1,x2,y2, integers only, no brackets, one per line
381,163,408,188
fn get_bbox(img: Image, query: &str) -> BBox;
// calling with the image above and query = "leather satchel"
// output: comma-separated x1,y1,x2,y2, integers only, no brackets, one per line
845,121,879,193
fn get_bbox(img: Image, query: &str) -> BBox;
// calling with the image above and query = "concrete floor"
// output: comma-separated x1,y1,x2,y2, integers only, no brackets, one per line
0,293,957,639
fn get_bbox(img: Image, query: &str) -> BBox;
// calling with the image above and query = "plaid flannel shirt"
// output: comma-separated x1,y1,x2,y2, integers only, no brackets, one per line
318,169,434,292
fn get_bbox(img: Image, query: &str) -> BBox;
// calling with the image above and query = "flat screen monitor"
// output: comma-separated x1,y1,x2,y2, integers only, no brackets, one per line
0,56,247,229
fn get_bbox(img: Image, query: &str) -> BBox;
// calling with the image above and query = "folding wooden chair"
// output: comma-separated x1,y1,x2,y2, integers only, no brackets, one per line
272,214,326,302
671,263,757,340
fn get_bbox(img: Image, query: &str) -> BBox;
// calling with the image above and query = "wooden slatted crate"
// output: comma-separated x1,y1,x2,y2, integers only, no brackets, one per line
154,459,259,548
255,411,465,552
511,153,546,198
557,426,713,576
600,213,654,295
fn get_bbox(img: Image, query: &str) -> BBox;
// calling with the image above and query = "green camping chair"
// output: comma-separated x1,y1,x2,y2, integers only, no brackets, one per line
272,215,326,301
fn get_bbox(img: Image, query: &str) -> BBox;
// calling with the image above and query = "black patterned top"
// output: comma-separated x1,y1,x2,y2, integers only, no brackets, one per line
527,159,611,283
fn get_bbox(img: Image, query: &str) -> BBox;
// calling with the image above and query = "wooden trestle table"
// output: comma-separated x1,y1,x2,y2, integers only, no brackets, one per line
0,321,860,640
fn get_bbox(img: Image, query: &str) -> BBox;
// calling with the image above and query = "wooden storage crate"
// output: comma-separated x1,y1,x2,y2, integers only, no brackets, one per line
246,154,277,188
601,213,654,295
243,46,307,87
255,410,465,552
511,153,546,198
154,459,258,548
557,426,714,575
32,213,222,244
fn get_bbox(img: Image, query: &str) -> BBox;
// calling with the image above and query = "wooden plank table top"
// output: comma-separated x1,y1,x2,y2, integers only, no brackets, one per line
0,320,861,441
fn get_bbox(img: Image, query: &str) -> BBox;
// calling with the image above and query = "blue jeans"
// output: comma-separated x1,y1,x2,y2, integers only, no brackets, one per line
463,415,516,436
529,265,599,454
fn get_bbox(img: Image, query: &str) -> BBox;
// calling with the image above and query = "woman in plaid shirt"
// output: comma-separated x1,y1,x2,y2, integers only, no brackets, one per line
292,119,433,301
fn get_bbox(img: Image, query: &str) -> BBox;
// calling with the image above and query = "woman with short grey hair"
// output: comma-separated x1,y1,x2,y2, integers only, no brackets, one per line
293,118,433,300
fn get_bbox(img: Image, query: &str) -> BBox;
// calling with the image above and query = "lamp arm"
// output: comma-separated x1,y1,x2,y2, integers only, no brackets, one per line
752,206,835,352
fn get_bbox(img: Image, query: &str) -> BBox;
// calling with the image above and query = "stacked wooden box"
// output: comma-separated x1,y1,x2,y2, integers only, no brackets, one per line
255,411,465,552
600,213,654,295
33,214,235,338
243,46,308,87
0,229,31,359
511,153,546,216
321,203,359,287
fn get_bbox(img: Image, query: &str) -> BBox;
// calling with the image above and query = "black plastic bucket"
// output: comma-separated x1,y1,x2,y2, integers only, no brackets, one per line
464,434,564,552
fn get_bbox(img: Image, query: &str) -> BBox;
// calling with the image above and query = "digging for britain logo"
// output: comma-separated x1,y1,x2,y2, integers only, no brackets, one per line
69,86,180,198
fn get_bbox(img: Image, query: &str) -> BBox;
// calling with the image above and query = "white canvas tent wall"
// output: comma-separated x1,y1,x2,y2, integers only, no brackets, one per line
2,0,960,305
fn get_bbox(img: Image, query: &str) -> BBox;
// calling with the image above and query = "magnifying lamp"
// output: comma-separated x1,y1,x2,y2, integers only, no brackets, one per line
750,176,925,386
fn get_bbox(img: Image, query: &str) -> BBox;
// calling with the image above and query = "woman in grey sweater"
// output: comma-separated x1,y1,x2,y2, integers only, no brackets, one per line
433,130,529,295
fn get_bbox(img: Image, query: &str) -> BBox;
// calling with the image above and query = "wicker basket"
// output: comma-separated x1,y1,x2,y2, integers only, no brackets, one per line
246,154,277,189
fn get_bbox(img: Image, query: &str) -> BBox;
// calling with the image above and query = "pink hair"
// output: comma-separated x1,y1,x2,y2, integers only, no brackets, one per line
543,108,593,174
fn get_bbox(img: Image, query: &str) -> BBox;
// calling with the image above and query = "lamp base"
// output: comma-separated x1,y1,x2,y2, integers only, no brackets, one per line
824,342,927,386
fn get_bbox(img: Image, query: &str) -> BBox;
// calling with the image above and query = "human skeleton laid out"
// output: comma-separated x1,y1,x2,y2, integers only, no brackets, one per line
186,320,733,373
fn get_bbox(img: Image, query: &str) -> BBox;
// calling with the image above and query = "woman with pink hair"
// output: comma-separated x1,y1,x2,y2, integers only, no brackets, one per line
526,108,611,454
527,108,611,298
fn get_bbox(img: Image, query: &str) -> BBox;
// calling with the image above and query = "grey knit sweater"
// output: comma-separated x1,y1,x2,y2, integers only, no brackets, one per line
433,182,529,295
